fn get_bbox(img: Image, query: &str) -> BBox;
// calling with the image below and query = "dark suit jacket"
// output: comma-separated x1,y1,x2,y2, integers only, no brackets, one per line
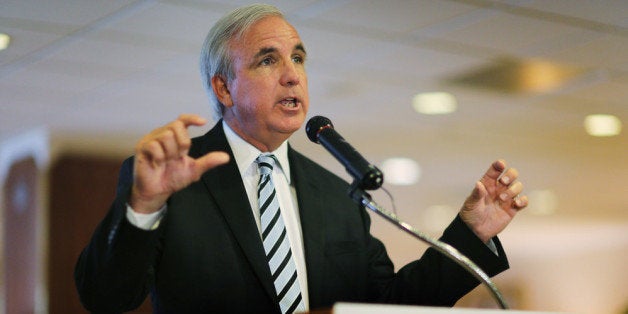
75,122,509,313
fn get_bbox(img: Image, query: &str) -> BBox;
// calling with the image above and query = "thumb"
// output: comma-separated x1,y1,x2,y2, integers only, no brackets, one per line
463,181,487,211
195,151,230,174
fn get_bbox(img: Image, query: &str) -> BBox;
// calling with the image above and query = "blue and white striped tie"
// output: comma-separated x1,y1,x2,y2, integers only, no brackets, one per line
256,154,305,314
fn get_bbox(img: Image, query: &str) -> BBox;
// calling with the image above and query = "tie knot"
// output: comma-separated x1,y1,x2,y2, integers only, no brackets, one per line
256,154,276,176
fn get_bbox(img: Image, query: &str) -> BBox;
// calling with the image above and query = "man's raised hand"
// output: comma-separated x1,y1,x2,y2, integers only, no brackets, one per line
130,114,229,213
459,159,528,243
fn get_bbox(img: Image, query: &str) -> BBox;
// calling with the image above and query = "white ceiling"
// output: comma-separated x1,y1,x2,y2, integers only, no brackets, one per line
1,0,627,249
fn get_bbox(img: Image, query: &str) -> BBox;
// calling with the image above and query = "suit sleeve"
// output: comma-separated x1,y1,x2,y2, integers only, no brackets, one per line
74,157,163,313
366,213,509,306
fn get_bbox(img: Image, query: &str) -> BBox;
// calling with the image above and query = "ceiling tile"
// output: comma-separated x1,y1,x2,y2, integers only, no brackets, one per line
514,0,628,25
0,0,137,25
306,0,476,33
544,34,628,69
436,11,597,56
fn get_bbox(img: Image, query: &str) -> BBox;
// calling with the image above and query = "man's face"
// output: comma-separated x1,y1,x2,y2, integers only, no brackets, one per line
220,16,309,151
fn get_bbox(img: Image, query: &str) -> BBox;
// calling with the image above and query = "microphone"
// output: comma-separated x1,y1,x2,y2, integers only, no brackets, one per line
305,116,383,190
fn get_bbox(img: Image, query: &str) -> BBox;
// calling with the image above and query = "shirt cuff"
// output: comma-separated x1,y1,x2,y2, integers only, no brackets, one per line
126,203,167,230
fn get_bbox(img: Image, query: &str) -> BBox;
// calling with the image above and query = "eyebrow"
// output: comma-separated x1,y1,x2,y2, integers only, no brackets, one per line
253,43,307,60
295,43,306,55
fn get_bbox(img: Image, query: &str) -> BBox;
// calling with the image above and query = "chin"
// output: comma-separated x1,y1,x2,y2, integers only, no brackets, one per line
275,120,304,136
286,112,307,125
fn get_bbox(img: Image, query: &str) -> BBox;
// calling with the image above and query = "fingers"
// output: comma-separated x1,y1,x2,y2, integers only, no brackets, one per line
498,167,519,187
137,114,207,164
499,180,523,202
490,159,528,210
140,139,166,166
478,159,528,209
481,159,519,190
482,159,507,181
177,113,208,128
513,194,528,209
168,118,192,158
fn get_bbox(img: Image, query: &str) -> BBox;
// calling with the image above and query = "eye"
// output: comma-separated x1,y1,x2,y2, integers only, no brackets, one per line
292,54,305,64
259,56,275,66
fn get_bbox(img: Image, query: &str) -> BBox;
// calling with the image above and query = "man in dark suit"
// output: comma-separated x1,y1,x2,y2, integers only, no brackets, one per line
75,4,528,313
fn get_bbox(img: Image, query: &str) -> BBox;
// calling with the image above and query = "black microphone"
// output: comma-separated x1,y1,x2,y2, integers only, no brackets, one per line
305,116,383,190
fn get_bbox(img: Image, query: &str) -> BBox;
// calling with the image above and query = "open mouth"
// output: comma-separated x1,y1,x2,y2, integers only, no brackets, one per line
280,98,298,108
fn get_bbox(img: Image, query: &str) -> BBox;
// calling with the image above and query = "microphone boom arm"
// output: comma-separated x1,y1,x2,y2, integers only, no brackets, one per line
348,183,510,310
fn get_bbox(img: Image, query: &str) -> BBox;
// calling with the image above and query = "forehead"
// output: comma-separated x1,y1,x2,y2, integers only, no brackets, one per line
234,16,302,51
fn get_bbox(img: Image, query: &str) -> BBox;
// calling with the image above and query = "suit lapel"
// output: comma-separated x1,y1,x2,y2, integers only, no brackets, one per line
289,148,326,306
193,122,277,304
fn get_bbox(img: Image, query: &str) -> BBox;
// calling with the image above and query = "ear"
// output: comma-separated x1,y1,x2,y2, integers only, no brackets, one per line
212,75,233,107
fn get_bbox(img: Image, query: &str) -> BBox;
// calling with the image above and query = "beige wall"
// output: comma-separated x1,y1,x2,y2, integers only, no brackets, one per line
369,198,628,313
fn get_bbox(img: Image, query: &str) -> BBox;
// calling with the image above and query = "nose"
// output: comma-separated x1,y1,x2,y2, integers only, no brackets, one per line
280,61,301,87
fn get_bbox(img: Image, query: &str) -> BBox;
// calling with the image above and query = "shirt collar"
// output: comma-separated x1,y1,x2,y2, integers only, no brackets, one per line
222,120,291,183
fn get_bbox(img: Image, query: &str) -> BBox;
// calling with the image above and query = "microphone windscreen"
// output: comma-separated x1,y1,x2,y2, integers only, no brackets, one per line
305,116,333,143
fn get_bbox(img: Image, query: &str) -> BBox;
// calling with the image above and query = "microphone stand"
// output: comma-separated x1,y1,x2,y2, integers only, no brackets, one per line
348,182,510,310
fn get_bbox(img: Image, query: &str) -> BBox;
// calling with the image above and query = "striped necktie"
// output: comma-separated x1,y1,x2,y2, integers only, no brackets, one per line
256,154,305,314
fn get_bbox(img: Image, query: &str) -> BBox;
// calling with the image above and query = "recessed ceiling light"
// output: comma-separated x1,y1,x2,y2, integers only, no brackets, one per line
0,33,10,51
412,92,457,115
380,157,421,185
584,114,622,137
446,57,583,94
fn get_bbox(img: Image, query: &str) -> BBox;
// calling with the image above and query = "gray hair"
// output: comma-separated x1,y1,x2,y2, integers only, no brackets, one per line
199,4,285,121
